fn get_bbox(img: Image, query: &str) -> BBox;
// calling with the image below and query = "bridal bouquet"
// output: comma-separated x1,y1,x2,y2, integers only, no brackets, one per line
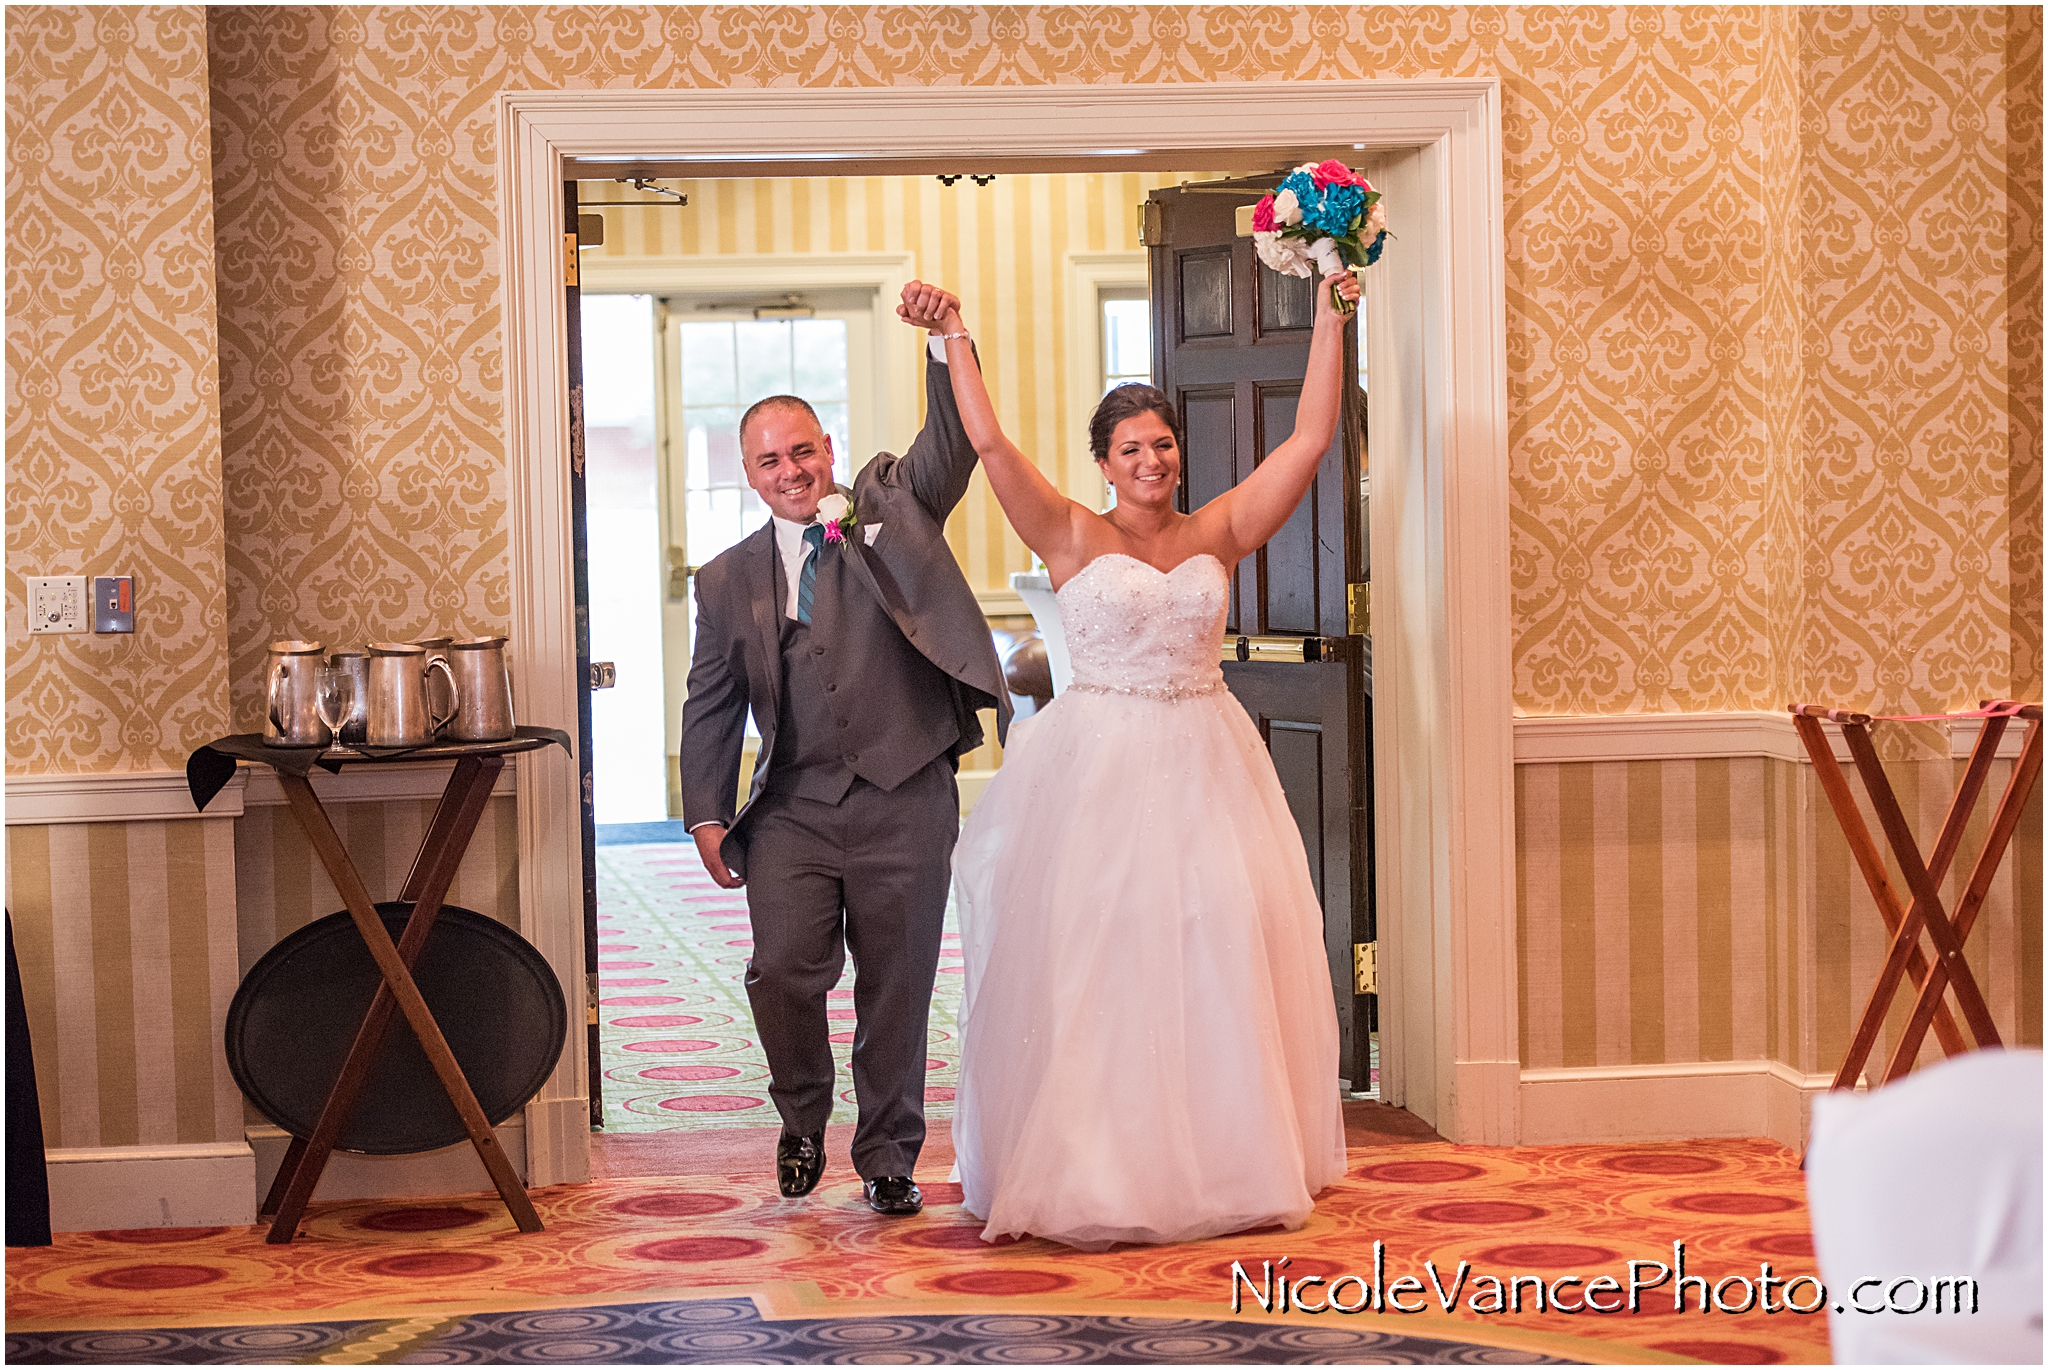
1251,160,1388,315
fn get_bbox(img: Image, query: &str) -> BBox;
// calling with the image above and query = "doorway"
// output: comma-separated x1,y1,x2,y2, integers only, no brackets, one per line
573,168,1380,1134
498,84,1513,1185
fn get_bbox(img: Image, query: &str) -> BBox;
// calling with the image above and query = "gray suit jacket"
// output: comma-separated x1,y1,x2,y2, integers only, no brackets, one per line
678,354,1012,861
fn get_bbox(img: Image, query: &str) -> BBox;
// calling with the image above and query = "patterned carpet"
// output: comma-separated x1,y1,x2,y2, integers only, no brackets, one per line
6,1295,1580,1364
595,842,966,1133
5,1137,1827,1365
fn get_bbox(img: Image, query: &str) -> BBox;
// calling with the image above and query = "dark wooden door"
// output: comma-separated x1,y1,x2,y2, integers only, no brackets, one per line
1147,184,1376,1091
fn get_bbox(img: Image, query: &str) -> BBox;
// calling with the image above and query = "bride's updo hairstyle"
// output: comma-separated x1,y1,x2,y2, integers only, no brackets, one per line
1089,384,1184,465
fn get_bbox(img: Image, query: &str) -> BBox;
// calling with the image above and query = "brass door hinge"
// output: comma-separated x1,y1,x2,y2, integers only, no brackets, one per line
586,972,601,1025
1353,941,1378,995
1348,582,1371,637
563,232,579,286
1234,203,1257,238
1138,200,1164,247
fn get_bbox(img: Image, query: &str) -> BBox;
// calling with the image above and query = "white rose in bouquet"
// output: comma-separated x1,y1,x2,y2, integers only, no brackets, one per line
1271,187,1302,227
1254,230,1315,278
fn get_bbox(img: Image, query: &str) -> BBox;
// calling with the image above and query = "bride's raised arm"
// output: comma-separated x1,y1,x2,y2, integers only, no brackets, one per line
897,282,1086,566
1199,269,1360,563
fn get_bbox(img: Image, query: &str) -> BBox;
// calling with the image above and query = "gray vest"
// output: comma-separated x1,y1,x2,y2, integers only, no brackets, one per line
765,540,961,804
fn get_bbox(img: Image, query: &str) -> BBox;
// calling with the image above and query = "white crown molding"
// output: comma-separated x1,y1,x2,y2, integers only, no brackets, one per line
5,761,516,826
5,770,245,824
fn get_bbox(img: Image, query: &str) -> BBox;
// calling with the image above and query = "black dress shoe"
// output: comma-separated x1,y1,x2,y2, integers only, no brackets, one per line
776,1130,825,1197
863,1175,922,1216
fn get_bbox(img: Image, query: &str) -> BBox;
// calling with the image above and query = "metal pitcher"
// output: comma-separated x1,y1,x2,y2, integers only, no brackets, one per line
364,642,458,747
328,649,371,746
445,636,516,743
411,636,455,722
264,640,330,747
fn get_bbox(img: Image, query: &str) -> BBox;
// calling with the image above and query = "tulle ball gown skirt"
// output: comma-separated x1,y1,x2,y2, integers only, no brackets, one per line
950,685,1347,1251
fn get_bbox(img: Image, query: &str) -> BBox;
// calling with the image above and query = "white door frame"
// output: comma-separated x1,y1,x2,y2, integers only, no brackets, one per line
497,82,1513,1183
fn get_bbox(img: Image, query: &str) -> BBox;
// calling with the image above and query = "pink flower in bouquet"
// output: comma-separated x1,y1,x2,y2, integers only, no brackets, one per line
1252,195,1277,232
1312,158,1362,189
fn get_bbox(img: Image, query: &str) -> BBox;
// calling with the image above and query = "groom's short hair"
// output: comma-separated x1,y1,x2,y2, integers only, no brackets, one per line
739,395,823,453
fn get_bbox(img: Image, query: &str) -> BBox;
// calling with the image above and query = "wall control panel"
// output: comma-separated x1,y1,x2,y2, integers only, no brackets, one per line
27,574,136,634
27,576,88,634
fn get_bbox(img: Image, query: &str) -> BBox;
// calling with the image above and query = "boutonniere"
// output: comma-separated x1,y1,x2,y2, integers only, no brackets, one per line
816,492,858,545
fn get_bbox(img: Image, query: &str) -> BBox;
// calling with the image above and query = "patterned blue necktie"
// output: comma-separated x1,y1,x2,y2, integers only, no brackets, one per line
796,523,824,625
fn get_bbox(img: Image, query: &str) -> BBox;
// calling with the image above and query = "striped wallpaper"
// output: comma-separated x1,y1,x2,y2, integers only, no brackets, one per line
9,754,2034,1152
7,818,244,1150
1518,754,2042,1077
230,795,522,969
582,171,1194,597
5,794,523,1152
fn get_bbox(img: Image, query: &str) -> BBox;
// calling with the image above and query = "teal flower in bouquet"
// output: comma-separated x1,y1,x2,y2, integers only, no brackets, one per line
1252,160,1390,313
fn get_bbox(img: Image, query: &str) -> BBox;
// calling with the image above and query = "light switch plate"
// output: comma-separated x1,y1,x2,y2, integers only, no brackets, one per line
27,576,88,634
92,575,134,633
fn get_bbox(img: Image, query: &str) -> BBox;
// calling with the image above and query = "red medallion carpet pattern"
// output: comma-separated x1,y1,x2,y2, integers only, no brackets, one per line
595,842,965,1132
7,1138,1827,1364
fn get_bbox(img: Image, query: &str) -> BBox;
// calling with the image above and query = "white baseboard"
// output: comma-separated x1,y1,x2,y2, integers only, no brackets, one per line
1518,1059,1846,1151
45,1143,256,1232
247,1121,527,1203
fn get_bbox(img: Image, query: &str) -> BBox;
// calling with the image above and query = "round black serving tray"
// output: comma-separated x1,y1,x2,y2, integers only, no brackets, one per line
226,902,566,1156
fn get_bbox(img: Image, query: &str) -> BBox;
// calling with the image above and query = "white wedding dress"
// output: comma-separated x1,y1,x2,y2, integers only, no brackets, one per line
951,552,1346,1249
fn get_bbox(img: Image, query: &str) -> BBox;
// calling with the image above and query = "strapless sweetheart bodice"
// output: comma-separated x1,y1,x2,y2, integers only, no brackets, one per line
1053,553,1227,702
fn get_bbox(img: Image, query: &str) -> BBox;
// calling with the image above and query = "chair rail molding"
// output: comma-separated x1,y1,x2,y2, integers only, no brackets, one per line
5,763,519,825
498,79,1513,1150
1511,710,2029,765
5,770,246,824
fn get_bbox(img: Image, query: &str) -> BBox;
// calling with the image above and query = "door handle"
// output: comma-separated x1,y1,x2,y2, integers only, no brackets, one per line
1218,635,1347,664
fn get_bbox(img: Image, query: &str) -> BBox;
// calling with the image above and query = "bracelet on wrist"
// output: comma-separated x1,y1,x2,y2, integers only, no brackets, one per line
937,330,969,341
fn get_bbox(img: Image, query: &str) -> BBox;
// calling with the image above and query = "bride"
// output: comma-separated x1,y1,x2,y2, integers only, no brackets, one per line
902,267,1360,1250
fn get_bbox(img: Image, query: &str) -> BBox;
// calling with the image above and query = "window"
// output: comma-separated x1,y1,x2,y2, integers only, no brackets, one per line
1100,289,1151,393
674,318,853,569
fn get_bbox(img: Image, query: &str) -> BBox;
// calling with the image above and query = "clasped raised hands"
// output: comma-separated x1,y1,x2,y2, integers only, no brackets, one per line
898,280,963,334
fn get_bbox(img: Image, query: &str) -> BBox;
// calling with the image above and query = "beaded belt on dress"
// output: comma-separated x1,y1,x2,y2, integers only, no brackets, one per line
1068,678,1226,703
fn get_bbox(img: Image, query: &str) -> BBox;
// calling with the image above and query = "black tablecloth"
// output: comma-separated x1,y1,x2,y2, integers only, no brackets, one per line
185,726,573,813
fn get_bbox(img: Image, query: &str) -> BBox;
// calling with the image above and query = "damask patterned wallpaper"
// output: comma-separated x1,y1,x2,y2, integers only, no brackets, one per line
201,4,2044,735
5,6,229,772
1799,8,2037,720
6,6,2038,768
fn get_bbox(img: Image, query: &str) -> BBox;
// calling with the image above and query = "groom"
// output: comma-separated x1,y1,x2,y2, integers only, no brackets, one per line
678,282,1010,1217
